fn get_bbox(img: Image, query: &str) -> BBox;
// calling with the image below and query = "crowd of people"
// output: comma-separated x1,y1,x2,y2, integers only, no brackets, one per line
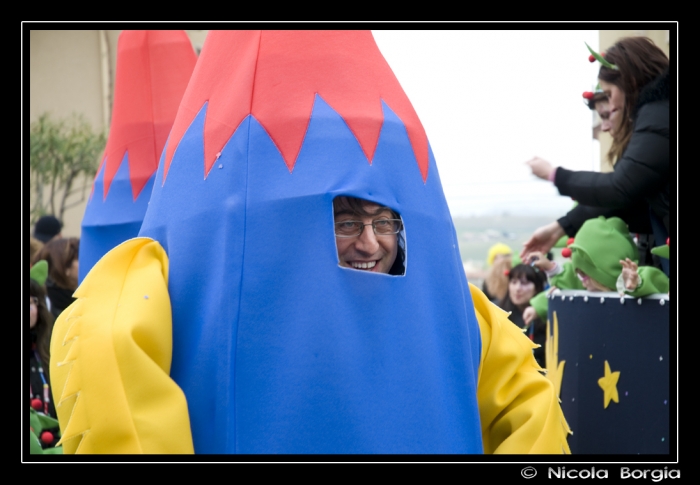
26,32,671,457
480,36,671,370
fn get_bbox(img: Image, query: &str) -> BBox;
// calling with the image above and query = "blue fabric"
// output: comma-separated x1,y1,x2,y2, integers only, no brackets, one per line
79,153,154,283
139,96,483,454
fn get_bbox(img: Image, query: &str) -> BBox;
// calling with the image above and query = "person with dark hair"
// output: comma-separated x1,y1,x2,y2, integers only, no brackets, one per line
333,196,405,276
29,264,62,453
497,264,548,367
32,215,63,244
523,36,670,276
31,237,80,317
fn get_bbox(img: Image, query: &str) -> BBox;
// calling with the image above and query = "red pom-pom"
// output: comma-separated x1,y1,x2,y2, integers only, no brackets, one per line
666,237,670,245
567,237,575,246
31,398,43,411
601,52,606,57
40,431,54,444
588,54,596,62
503,270,510,276
583,91,594,100
561,248,572,258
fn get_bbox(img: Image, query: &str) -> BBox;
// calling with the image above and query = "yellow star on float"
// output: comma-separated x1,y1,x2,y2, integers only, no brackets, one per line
597,360,620,409
545,311,565,398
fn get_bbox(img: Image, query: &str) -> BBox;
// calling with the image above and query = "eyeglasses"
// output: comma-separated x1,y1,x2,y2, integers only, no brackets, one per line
30,296,38,306
334,219,403,238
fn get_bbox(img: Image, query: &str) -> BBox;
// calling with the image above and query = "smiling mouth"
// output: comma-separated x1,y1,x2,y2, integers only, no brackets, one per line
351,261,377,270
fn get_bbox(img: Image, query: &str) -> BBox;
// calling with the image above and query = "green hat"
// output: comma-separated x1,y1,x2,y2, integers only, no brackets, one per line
553,234,569,248
30,260,48,286
651,244,669,259
569,216,638,291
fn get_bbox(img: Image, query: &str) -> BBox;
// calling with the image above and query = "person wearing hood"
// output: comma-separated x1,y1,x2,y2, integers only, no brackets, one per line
523,216,669,333
49,30,569,455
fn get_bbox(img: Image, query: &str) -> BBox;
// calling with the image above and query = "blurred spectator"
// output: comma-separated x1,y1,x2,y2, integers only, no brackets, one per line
30,237,44,264
31,237,80,318
497,263,548,367
482,243,513,303
29,264,62,453
33,215,63,244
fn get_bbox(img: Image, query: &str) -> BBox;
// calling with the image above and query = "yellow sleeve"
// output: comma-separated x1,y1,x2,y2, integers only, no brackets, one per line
49,237,194,454
470,283,571,454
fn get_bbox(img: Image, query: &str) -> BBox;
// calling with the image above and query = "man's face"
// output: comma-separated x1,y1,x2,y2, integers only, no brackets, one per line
334,202,399,274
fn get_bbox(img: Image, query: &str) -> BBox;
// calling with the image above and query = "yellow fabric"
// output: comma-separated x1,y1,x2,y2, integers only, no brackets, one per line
49,238,194,454
48,240,568,455
486,243,512,266
471,283,571,454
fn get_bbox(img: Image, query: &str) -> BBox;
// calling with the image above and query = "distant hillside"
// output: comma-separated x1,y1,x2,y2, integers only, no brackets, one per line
452,214,558,268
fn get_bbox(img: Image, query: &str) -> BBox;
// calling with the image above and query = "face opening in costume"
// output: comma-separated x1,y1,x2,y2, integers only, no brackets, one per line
333,196,406,276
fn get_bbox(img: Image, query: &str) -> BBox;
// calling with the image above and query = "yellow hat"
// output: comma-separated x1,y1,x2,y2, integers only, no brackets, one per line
487,243,513,266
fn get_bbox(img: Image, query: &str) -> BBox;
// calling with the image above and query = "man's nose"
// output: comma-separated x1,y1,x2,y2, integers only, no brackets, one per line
355,224,380,253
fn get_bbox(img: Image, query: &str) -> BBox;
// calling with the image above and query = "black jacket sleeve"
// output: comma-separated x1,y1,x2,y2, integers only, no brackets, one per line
554,100,669,211
557,200,655,237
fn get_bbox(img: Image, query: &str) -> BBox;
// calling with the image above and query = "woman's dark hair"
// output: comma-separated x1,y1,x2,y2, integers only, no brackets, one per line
498,263,547,314
30,278,55,379
598,36,669,164
31,237,80,290
333,196,406,275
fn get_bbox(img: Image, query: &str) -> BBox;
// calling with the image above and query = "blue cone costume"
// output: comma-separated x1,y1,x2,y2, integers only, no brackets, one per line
51,31,569,455
78,31,197,283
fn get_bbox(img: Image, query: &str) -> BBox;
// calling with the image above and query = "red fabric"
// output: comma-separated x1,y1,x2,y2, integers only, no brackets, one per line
99,31,197,201
163,30,430,182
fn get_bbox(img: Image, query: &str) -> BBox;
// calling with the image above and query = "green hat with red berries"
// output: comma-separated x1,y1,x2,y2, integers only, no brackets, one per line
564,216,639,291
582,43,616,109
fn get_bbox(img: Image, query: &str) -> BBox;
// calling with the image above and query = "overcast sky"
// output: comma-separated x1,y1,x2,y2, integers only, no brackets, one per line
372,30,600,218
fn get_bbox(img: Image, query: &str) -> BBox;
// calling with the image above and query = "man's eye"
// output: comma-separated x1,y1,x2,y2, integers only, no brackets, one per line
374,219,390,228
340,221,359,229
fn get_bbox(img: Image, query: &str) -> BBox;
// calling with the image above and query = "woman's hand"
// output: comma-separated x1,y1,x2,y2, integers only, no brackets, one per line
526,156,556,181
620,258,640,292
521,221,565,261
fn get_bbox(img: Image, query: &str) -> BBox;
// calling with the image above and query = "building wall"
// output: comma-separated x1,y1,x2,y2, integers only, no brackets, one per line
29,30,202,238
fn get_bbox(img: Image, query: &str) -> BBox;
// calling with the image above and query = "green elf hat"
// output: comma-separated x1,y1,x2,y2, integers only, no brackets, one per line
30,260,48,286
29,407,62,454
554,234,569,249
569,216,639,291
651,238,670,259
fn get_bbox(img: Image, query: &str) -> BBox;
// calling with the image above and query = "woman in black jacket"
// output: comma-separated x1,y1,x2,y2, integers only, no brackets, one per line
523,37,670,275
